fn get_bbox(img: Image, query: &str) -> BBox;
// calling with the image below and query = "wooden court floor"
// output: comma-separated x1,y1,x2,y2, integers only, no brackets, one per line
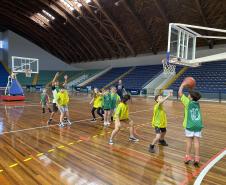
0,93,225,185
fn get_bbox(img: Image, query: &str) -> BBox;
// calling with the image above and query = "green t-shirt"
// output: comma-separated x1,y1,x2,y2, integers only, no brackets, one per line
103,94,111,110
111,93,120,109
181,94,203,131
40,93,48,104
152,103,167,128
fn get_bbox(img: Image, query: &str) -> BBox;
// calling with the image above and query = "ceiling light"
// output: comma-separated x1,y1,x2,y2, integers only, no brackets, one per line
74,0,82,8
37,13,50,22
85,0,92,3
60,0,75,11
42,10,55,20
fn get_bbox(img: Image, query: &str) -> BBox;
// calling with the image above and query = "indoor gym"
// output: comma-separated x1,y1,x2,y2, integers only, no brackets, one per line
0,0,225,185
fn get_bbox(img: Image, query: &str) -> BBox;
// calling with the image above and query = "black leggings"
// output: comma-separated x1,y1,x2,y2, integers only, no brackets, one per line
91,107,103,119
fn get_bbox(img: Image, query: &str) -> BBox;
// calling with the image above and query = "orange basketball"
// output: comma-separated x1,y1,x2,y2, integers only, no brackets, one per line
183,77,196,89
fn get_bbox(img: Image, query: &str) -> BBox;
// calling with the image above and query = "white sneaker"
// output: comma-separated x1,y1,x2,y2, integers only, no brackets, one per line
109,139,114,145
129,137,139,142
104,122,108,126
59,122,64,127
67,120,72,125
107,122,111,126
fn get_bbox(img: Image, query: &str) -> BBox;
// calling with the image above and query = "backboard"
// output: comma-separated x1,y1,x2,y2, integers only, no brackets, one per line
12,56,39,74
167,23,226,67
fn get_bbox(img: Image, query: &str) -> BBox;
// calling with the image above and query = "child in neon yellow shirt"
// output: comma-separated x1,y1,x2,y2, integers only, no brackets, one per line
109,94,139,145
149,93,172,153
56,87,71,127
90,88,104,122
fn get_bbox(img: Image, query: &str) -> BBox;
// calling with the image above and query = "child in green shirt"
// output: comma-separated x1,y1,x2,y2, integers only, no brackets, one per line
149,93,171,153
179,81,203,166
110,86,121,121
40,89,52,114
103,88,111,126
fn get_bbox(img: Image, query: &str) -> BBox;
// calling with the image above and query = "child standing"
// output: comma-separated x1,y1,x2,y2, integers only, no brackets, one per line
56,86,72,127
103,89,111,126
110,86,121,121
90,88,104,122
40,89,52,113
109,94,139,145
179,82,203,166
149,93,171,153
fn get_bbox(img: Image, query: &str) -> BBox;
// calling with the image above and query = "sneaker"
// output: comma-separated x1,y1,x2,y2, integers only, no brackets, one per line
107,122,111,126
67,120,72,125
101,117,104,121
109,139,114,145
159,140,168,146
184,155,193,164
48,108,52,113
194,156,200,167
47,119,52,124
149,145,155,153
59,122,64,127
91,118,97,122
129,137,139,142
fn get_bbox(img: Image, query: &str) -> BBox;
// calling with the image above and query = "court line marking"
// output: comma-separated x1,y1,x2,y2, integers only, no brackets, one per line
193,149,226,185
0,109,150,135
179,148,226,185
0,110,149,174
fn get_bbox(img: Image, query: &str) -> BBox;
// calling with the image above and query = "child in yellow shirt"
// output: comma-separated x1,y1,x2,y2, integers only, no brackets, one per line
149,93,171,153
56,87,71,127
90,88,104,122
109,94,139,145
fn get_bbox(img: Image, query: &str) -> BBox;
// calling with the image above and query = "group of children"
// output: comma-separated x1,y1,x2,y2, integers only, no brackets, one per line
90,87,121,126
40,72,203,166
149,80,203,166
41,72,71,127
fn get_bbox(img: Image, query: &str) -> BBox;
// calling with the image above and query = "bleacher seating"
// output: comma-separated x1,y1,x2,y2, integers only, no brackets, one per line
86,67,131,89
17,73,34,86
170,61,226,93
37,71,58,85
0,62,9,87
121,65,162,90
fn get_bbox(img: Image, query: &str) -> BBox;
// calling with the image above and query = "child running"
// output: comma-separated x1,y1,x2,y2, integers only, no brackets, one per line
149,93,172,153
56,86,71,127
103,88,111,126
179,81,203,166
110,86,121,122
90,88,104,122
40,88,52,113
109,94,139,145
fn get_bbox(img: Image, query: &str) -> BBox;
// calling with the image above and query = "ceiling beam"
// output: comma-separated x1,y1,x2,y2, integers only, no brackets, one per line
79,1,125,57
93,0,135,56
194,0,208,27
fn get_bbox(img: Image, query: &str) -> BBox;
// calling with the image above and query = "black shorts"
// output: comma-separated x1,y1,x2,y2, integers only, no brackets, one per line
104,109,110,111
155,127,167,134
52,103,58,112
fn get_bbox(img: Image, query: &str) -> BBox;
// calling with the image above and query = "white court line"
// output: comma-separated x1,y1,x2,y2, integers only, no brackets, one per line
194,149,226,185
0,109,149,135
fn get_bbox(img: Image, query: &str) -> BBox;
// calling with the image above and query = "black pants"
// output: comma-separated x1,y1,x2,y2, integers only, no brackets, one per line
91,107,103,119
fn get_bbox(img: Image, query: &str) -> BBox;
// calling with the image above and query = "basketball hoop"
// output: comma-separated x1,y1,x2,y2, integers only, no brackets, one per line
25,69,32,78
162,58,176,75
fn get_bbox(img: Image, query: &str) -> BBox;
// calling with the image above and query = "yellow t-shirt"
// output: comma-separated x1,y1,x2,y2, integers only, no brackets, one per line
57,90,69,106
114,102,129,121
93,94,102,108
181,94,190,128
152,103,167,128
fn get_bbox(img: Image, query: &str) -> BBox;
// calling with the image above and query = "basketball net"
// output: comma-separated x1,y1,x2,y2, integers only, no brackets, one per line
25,69,32,78
162,58,176,75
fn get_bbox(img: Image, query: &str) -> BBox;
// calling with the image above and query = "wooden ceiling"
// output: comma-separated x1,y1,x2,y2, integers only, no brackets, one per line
0,0,226,63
